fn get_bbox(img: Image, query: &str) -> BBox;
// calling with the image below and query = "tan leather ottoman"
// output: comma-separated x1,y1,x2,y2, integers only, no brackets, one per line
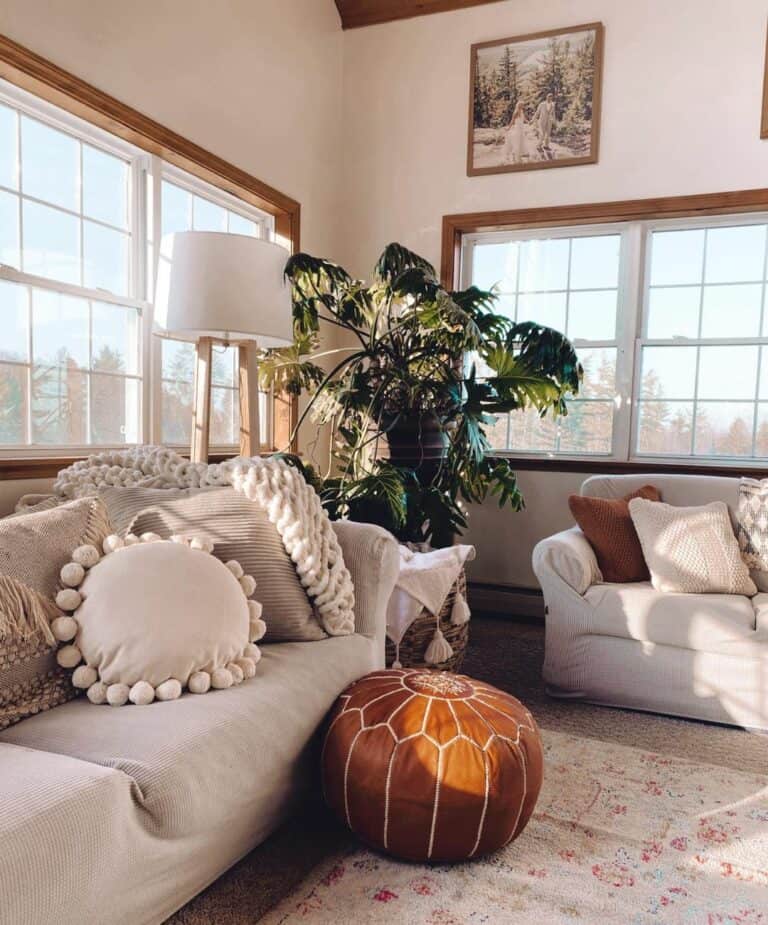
321,668,543,862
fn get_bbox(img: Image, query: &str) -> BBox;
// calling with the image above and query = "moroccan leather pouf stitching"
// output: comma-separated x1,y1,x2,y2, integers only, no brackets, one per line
321,668,544,862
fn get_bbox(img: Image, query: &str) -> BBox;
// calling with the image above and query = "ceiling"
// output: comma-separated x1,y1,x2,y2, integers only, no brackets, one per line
334,0,505,30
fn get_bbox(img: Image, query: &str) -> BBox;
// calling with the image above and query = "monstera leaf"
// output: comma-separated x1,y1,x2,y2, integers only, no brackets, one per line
374,242,438,285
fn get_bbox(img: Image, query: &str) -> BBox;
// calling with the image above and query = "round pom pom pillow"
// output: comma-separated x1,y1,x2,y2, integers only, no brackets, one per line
52,533,267,706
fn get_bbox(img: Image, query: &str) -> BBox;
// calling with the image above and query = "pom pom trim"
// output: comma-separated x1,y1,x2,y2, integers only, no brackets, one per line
56,533,263,706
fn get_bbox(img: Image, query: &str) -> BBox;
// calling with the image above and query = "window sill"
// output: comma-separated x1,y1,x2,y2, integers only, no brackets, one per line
490,455,768,478
0,448,283,482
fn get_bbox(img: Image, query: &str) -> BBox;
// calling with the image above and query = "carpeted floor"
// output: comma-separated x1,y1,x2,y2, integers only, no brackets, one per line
166,616,767,924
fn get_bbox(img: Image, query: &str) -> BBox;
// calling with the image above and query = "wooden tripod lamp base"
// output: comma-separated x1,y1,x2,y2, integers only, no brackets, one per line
191,336,261,463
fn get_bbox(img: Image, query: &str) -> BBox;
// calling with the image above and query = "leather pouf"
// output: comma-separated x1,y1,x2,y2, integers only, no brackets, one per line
321,668,544,862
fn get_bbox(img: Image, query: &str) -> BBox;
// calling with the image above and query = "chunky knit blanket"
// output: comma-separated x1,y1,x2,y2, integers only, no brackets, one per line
53,447,355,636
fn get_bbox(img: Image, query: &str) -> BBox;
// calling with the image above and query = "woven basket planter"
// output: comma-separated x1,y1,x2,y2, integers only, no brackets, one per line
385,570,469,672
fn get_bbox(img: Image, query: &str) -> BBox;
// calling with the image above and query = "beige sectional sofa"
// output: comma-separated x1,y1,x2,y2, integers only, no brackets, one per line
533,473,768,732
0,520,400,925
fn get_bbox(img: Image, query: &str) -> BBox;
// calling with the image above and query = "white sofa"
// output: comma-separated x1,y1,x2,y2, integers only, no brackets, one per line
0,520,400,925
533,473,768,732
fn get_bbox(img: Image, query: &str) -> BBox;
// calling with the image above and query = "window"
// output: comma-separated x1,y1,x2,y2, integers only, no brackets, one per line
0,79,274,454
461,211,768,466
638,223,768,459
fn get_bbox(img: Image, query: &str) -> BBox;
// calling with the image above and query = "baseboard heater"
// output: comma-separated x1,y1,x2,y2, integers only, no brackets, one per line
466,581,545,621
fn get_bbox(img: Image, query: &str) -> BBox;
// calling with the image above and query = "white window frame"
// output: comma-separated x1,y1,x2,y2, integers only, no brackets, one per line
631,211,768,466
460,210,768,469
461,222,634,461
0,78,274,459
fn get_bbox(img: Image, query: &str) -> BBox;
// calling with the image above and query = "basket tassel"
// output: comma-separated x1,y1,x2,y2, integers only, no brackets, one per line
425,627,454,666
451,591,471,626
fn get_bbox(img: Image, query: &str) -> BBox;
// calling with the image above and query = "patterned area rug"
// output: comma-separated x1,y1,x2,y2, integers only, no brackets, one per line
260,728,768,925
167,619,768,924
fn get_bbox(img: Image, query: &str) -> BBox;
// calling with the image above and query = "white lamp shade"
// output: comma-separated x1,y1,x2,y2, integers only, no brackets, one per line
154,231,294,347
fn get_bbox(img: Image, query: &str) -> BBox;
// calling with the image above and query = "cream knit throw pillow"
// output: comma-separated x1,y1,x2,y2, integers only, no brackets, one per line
628,498,756,595
736,477,768,592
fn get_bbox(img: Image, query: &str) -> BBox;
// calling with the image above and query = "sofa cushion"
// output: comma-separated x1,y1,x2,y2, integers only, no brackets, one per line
0,742,143,925
0,635,374,838
582,473,740,514
750,593,768,633
583,582,761,653
568,485,661,583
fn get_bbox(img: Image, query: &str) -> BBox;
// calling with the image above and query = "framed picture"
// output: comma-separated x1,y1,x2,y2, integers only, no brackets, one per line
467,22,604,176
762,23,768,138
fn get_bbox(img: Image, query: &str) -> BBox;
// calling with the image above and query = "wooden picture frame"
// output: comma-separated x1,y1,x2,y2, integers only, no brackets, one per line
467,22,604,176
762,23,768,139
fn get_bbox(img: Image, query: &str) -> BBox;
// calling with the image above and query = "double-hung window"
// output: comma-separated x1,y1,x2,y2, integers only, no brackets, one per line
0,78,274,455
461,210,768,466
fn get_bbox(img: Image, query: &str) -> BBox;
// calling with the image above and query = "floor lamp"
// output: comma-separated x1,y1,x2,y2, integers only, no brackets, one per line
154,231,293,462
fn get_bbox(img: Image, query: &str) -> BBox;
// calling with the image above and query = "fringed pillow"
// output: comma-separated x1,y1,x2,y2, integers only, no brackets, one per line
52,532,266,706
0,497,111,730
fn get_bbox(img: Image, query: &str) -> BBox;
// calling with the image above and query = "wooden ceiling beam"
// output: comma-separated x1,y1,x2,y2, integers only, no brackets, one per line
335,0,505,30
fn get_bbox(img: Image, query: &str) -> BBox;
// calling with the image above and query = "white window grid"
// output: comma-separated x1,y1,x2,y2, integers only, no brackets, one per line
461,211,768,468
633,213,768,462
0,78,274,458
462,222,629,459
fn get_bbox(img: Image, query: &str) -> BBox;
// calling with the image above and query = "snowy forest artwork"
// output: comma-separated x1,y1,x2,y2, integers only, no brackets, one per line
468,23,603,175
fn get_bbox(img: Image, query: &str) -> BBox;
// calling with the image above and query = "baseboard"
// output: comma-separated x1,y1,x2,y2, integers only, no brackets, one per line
467,581,545,621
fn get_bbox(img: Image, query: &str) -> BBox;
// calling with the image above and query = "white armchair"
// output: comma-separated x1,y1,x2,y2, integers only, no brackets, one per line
533,473,768,731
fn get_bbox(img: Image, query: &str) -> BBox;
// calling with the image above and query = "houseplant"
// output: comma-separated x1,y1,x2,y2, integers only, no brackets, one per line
262,243,582,546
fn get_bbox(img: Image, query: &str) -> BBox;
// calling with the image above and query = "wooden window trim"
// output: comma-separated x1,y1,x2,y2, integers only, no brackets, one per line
0,34,299,480
0,450,294,482
488,457,768,479
762,22,768,139
335,0,504,30
441,188,768,288
442,188,768,477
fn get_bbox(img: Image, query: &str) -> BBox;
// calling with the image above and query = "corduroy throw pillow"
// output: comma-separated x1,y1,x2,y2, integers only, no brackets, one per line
0,497,111,730
100,486,325,642
568,485,661,583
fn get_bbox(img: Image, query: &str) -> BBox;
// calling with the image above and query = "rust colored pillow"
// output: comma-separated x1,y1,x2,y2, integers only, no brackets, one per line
568,485,661,583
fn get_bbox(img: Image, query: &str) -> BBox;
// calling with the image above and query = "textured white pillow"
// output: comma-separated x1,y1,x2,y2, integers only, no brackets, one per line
628,498,757,595
736,477,768,592
52,533,267,706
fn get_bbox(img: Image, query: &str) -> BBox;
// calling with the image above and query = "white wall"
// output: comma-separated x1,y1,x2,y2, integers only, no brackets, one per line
0,0,343,259
339,0,768,588
0,0,344,511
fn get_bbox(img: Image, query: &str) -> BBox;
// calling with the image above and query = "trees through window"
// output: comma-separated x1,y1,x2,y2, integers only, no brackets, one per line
0,80,273,453
463,214,768,464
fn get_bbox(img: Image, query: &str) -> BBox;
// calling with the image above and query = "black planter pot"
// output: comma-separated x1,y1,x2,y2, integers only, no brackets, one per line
383,412,448,483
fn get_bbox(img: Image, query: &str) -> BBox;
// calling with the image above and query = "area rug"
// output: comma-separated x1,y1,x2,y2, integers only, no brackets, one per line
259,728,768,925
167,619,767,923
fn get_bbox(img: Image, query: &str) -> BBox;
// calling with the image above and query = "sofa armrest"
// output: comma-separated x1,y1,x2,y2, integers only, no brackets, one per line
532,526,600,596
332,520,400,666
